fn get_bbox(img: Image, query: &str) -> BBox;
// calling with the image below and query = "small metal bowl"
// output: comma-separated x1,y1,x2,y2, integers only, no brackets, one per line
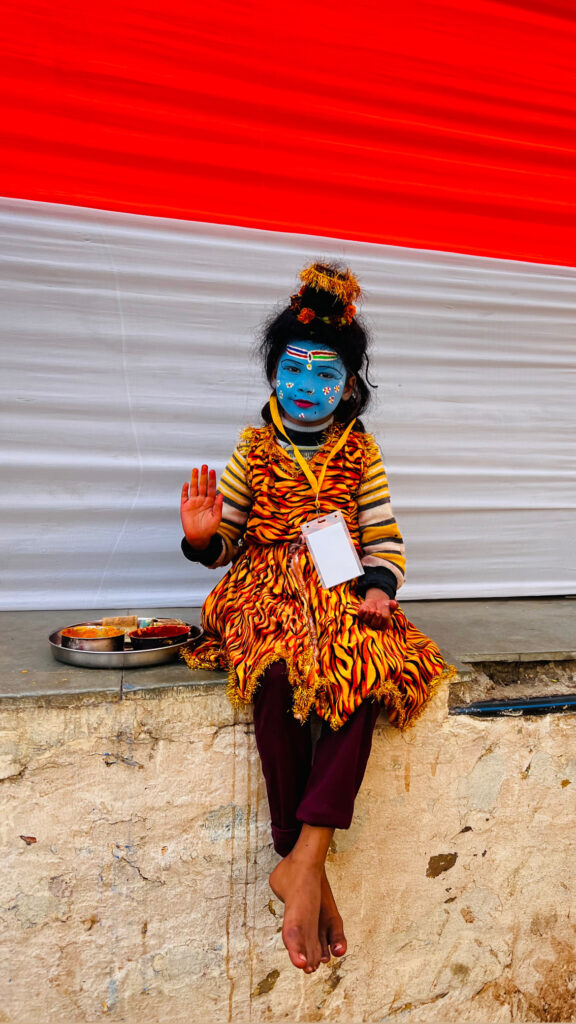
61,626,125,652
129,624,191,650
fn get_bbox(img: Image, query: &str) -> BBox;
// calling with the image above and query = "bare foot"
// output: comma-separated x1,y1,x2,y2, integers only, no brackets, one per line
269,854,323,973
318,870,347,963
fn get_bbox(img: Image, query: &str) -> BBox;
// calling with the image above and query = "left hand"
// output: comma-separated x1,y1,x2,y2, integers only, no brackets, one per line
357,588,398,631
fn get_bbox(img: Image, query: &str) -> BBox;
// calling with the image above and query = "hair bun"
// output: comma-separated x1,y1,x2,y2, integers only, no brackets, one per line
290,262,362,328
299,262,362,306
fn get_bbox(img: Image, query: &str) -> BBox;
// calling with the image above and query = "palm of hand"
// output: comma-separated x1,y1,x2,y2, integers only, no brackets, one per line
183,494,220,537
358,591,398,631
180,466,223,548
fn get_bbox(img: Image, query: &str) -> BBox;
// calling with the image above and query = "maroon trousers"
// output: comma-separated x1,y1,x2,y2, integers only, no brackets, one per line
252,661,381,856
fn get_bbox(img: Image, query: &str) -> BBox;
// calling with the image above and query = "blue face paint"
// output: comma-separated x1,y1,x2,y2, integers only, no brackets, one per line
275,343,348,423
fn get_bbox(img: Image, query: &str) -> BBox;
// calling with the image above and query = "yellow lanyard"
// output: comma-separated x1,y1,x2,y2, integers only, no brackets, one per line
269,395,356,512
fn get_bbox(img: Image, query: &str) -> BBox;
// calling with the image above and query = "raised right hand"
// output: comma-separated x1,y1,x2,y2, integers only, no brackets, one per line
180,465,224,550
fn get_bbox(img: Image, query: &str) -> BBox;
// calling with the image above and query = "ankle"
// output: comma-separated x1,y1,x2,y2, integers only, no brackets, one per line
287,851,324,873
290,825,333,865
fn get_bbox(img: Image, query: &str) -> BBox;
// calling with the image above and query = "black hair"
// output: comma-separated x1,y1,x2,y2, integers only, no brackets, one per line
257,271,376,427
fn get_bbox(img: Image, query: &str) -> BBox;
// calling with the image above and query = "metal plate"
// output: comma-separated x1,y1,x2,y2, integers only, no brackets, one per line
49,618,203,669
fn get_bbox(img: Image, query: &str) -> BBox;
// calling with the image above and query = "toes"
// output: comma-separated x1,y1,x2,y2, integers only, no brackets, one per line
319,930,331,963
289,949,309,970
284,926,319,972
330,935,347,957
326,920,347,958
319,874,346,961
284,927,306,966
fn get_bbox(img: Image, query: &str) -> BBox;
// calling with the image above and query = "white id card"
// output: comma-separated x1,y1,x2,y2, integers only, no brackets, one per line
301,511,365,589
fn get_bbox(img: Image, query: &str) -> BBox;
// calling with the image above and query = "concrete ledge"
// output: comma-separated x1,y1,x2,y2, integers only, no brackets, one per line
463,650,576,663
2,598,575,703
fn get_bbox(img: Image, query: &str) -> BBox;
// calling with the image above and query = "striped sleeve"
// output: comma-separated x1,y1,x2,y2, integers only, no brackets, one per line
357,438,406,590
208,440,253,567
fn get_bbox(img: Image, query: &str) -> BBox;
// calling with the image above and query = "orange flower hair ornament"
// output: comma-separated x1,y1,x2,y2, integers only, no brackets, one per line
297,307,316,324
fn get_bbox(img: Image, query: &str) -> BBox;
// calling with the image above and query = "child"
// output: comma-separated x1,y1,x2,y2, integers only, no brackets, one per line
180,262,448,974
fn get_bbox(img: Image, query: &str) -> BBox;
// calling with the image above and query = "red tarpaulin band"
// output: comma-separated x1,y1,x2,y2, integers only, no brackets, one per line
2,0,576,265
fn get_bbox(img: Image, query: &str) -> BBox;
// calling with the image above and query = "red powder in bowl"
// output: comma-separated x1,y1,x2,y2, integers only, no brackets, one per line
130,625,189,639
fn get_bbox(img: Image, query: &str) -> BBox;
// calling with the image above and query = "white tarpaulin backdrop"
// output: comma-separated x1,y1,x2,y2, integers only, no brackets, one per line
2,198,576,609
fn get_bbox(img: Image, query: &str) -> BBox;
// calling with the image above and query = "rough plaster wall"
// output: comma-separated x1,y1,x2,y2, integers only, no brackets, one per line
1,681,576,1024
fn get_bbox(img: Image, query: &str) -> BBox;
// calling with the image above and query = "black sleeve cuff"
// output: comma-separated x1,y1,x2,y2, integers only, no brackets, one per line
181,534,225,567
356,566,398,600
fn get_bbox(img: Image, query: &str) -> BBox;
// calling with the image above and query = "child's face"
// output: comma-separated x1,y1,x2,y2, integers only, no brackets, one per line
274,343,349,424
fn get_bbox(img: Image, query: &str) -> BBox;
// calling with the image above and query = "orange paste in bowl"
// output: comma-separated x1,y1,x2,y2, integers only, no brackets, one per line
61,626,124,639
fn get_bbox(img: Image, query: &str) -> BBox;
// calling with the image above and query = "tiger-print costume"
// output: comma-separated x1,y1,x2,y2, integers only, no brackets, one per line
183,423,450,730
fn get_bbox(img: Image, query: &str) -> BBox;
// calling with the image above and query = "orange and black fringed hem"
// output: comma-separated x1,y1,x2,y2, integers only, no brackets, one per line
183,425,451,731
